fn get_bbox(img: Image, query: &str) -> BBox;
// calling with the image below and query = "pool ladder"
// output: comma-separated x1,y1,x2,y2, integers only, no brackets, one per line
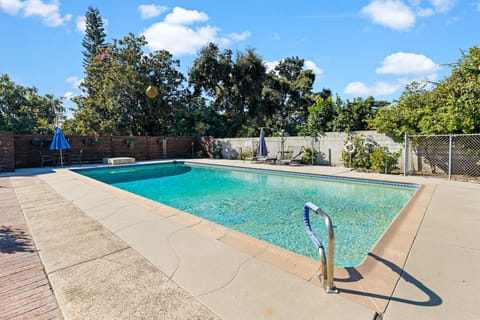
304,202,338,293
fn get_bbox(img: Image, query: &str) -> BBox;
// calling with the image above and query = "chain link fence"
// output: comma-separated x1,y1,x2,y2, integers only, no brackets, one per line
405,133,480,181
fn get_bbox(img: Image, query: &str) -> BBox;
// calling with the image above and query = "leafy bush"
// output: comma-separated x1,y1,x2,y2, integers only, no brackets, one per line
302,147,318,164
341,135,376,168
239,149,254,160
369,146,402,173
341,135,401,173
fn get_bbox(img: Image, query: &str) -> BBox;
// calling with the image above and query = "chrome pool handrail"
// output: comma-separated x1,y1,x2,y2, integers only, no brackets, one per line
303,202,338,293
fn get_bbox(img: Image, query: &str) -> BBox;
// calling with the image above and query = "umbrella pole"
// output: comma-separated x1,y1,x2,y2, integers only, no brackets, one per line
60,149,63,167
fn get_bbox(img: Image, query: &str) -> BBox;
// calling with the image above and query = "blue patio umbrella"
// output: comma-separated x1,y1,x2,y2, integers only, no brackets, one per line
50,127,71,166
258,128,268,157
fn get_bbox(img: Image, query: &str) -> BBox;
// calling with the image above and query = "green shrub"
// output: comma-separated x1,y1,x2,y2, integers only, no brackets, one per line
341,135,374,168
302,147,318,164
239,149,254,160
369,146,402,173
341,135,401,173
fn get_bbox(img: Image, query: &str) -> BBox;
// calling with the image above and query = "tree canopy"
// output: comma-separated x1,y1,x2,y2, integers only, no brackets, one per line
82,6,107,69
0,74,64,134
71,33,187,136
305,92,387,137
369,46,480,139
188,43,269,137
262,56,315,135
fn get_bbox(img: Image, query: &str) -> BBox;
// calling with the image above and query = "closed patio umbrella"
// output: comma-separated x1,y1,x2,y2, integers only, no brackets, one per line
258,128,268,157
49,127,71,166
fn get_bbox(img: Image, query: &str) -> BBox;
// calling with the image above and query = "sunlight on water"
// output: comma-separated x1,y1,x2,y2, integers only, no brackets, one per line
78,163,416,267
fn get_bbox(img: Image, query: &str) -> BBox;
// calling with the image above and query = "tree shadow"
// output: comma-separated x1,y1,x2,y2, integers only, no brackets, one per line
0,225,36,254
335,252,442,307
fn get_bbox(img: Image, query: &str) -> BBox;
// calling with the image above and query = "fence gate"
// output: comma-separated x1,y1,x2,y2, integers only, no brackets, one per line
404,133,480,180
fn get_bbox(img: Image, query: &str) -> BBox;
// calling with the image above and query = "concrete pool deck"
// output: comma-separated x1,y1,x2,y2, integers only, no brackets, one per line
1,159,479,319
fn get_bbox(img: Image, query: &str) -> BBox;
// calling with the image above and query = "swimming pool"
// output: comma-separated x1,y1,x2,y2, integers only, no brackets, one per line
76,162,417,267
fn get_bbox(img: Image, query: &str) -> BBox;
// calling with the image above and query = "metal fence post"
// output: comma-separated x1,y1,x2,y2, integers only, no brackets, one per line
404,132,408,176
448,134,453,180
385,149,388,174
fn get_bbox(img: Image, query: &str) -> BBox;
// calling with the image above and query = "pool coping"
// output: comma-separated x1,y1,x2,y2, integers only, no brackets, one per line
67,160,434,315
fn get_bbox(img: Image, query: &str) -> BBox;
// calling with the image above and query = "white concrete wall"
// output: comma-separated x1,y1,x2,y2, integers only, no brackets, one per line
216,130,404,168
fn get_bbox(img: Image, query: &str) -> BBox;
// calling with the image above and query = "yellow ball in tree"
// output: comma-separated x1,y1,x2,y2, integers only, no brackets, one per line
145,85,158,99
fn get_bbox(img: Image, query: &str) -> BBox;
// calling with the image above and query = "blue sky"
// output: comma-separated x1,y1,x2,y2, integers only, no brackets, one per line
1,0,479,113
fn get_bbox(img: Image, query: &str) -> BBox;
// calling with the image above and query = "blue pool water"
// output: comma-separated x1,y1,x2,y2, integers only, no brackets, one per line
76,162,417,267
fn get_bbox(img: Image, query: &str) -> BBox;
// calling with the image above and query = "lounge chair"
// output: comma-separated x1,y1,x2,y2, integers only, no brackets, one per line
277,146,293,165
68,149,83,164
250,155,266,164
38,151,56,167
251,148,279,164
290,146,305,165
251,155,277,164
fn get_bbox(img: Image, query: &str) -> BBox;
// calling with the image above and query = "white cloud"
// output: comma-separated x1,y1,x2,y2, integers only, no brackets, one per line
66,76,82,89
228,31,251,41
416,7,434,17
361,0,458,30
142,7,249,55
143,22,220,55
75,15,85,32
344,81,402,97
265,60,324,78
138,4,168,20
64,77,83,103
0,0,23,14
304,60,324,77
265,60,278,73
376,52,440,75
345,52,441,97
429,0,456,13
164,7,208,25
361,0,416,30
0,0,71,26
63,91,74,100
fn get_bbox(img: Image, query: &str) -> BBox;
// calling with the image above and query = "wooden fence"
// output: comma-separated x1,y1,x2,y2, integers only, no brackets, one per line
0,132,214,172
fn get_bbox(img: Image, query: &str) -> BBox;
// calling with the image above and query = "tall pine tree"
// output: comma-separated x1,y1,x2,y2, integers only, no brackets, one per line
82,6,107,69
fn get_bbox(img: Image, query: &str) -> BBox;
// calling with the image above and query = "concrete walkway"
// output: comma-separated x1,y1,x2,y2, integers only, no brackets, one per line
1,159,479,319
5,174,219,320
383,178,480,319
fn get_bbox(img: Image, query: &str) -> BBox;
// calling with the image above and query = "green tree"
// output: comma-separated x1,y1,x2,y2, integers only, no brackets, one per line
333,96,386,132
73,33,186,136
188,43,266,137
82,6,107,69
188,43,234,137
420,46,480,134
233,49,267,133
0,74,63,134
262,57,315,135
304,90,336,136
174,94,224,137
368,82,429,139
